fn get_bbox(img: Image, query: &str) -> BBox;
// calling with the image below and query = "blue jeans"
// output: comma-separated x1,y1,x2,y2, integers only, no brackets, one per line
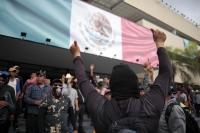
68,109,75,133
117,129,137,133
68,118,73,133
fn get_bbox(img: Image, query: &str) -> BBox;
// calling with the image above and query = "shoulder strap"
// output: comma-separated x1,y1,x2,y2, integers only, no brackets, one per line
127,98,141,118
105,98,123,123
165,102,178,125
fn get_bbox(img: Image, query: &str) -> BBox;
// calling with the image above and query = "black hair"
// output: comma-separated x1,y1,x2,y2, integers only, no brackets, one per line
168,90,172,96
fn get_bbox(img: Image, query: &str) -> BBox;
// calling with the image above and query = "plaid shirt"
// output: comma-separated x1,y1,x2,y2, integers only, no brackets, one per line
24,84,51,115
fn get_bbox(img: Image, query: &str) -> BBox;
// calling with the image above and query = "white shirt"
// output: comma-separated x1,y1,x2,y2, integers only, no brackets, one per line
181,93,187,102
62,84,78,109
8,78,17,96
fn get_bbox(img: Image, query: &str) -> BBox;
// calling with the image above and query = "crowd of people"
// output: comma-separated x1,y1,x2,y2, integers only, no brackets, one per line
0,29,200,133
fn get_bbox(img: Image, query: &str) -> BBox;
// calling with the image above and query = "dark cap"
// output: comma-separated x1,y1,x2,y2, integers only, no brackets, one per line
139,86,145,90
171,86,177,92
36,71,46,77
0,71,10,76
51,78,62,85
0,72,7,79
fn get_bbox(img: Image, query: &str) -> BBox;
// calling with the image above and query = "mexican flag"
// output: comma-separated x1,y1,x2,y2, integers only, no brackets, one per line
70,0,158,67
0,0,158,67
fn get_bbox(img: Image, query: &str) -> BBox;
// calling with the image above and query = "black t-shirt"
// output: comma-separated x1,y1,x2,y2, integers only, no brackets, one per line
40,95,72,133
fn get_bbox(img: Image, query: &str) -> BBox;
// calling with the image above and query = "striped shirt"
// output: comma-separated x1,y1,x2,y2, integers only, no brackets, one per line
24,84,51,115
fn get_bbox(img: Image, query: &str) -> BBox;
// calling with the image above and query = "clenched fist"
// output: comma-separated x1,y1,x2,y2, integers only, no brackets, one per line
144,59,151,74
70,41,81,57
150,29,166,48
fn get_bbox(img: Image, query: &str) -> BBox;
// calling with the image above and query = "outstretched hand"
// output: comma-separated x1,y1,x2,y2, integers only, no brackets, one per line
150,29,166,48
70,41,81,57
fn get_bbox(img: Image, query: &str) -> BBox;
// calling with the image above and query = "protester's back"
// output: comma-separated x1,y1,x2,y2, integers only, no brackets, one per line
69,29,172,133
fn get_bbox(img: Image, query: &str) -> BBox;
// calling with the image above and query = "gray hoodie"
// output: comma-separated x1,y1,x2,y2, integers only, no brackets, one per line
158,98,186,133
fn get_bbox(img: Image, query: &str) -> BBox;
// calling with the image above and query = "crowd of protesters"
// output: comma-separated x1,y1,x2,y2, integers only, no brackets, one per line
0,29,200,133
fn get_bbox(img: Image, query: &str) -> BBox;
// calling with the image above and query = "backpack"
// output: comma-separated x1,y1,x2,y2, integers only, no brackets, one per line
165,102,200,133
105,98,148,133
0,90,10,124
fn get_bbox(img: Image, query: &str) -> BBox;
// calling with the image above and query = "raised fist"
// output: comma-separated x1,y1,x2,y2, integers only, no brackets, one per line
150,29,166,48
70,41,81,57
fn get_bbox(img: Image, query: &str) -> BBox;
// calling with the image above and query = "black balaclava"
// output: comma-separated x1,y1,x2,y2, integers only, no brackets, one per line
51,79,63,99
109,63,139,101
52,86,62,99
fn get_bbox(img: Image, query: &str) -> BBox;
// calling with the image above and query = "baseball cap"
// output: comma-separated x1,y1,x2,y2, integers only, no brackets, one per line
139,86,145,90
9,68,16,72
13,66,20,70
104,89,111,95
97,79,103,83
0,72,7,79
51,78,62,85
0,71,10,76
36,71,46,77
171,86,177,93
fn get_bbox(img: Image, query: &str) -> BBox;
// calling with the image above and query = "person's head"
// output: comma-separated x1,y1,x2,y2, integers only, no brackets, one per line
30,72,36,79
166,90,173,101
195,90,200,95
104,89,112,100
0,73,6,85
13,66,20,76
177,91,181,97
109,63,139,101
9,68,17,78
65,73,72,84
45,79,51,85
103,77,109,84
51,79,63,98
95,75,100,81
97,79,103,88
71,78,76,89
139,86,145,97
0,71,10,87
182,85,186,90
36,71,46,85
171,86,177,98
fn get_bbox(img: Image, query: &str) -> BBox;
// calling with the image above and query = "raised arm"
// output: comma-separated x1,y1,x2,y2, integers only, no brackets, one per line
142,29,172,112
90,64,94,77
143,59,151,92
89,64,97,87
70,41,106,113
151,29,172,98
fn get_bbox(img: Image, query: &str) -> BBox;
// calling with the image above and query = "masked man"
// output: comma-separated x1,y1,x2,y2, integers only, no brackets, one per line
38,78,77,133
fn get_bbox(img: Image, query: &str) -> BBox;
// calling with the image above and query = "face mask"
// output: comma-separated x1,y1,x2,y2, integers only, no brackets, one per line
53,87,62,97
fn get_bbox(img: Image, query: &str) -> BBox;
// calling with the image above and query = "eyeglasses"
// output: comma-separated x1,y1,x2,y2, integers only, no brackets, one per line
0,79,4,82
53,84,62,87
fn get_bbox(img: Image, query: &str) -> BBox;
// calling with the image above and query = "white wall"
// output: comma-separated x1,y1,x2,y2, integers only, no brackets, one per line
125,0,200,42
